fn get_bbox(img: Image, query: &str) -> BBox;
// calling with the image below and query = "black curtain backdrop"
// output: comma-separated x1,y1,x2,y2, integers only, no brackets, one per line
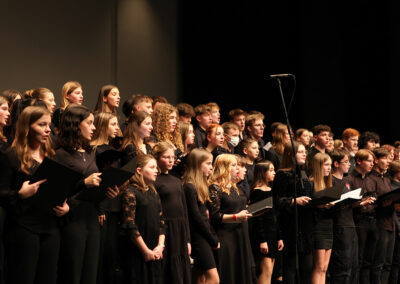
179,0,400,143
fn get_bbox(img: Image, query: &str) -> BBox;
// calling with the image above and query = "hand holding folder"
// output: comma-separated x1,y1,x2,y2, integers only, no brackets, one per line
309,183,345,206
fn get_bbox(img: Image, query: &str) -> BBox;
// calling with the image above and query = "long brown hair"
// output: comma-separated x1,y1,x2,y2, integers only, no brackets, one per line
94,85,118,114
0,96,8,142
311,153,332,191
252,161,274,189
121,110,151,154
11,106,54,174
279,141,303,171
183,148,213,204
120,154,157,193
272,124,290,155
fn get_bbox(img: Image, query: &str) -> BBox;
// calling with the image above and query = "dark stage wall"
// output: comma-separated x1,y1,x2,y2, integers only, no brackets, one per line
0,0,179,116
180,1,400,143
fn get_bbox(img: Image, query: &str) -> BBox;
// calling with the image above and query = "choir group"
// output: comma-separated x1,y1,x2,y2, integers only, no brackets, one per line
0,82,399,284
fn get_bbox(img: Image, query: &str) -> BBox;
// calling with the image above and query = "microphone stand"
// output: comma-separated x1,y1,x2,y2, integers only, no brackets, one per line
273,75,303,283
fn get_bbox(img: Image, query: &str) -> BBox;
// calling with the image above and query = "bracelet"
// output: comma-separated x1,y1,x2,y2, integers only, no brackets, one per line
233,214,237,221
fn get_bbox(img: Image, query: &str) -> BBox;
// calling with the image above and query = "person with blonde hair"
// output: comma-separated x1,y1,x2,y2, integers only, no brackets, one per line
309,153,334,284
179,121,195,155
152,142,191,284
208,154,254,284
119,154,165,284
183,148,219,284
52,81,83,130
24,88,56,114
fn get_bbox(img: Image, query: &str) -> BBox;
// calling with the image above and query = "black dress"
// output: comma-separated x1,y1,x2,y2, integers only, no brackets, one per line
120,143,151,167
154,173,191,284
249,189,280,259
183,183,219,271
120,185,165,284
208,184,255,284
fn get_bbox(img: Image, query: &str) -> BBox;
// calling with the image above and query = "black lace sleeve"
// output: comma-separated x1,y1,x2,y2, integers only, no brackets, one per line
121,188,140,239
209,184,224,226
273,170,294,213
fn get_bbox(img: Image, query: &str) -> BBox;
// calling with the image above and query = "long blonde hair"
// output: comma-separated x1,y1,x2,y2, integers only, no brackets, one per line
151,103,184,151
208,154,238,194
120,154,157,193
311,153,332,191
183,148,213,204
91,112,118,147
60,81,82,109
11,106,54,174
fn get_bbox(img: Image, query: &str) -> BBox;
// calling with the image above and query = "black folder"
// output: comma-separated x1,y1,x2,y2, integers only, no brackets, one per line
95,149,122,172
378,187,400,203
332,188,362,208
247,197,273,215
77,166,133,202
29,157,83,211
309,183,345,206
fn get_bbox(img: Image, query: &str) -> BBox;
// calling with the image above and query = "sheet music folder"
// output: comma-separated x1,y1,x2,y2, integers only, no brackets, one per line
378,187,400,203
309,183,345,206
29,157,83,211
247,197,273,215
332,187,362,208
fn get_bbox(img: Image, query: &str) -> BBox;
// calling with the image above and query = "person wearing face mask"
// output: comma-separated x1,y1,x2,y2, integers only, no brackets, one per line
221,122,240,153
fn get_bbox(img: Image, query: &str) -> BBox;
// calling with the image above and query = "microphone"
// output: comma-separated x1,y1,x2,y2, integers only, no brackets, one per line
270,73,293,78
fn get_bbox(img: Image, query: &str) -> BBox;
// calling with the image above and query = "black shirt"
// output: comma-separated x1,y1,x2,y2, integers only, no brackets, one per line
332,176,355,228
194,126,206,149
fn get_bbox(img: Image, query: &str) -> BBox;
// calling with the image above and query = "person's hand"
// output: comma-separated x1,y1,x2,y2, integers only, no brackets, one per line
152,244,164,260
294,196,311,206
18,179,46,199
360,196,376,207
84,173,102,187
236,210,252,222
98,214,106,226
143,248,156,262
213,242,220,250
278,240,284,251
260,242,268,254
106,186,119,199
53,199,70,217
317,202,334,209
187,243,191,256
174,159,181,166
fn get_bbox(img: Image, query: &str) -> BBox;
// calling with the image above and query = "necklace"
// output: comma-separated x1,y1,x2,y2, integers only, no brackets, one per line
79,151,86,162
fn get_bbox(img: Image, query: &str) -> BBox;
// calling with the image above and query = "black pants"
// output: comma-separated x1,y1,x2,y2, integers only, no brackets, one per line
6,225,60,284
356,217,378,284
372,228,395,284
329,226,358,284
58,201,100,284
389,233,400,284
282,251,313,284
97,212,122,284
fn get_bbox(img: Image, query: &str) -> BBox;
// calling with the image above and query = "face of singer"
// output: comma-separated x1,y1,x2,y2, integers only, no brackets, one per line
210,107,220,124
135,101,153,115
245,141,259,161
107,117,120,139
169,111,178,133
104,88,120,109
138,117,153,139
335,155,350,175
30,114,51,144
79,113,95,141
179,115,192,123
140,159,159,185
248,119,265,139
225,128,239,145
375,155,390,173
237,164,247,181
41,92,56,113
343,136,359,153
323,158,332,176
314,131,330,149
326,136,334,152
296,144,307,165
357,154,374,174
298,131,310,146
266,164,276,183
201,157,213,177
158,148,175,173
233,115,246,132
67,87,83,105
185,124,195,146
208,126,224,148
197,112,212,129
0,103,10,126
230,161,240,181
